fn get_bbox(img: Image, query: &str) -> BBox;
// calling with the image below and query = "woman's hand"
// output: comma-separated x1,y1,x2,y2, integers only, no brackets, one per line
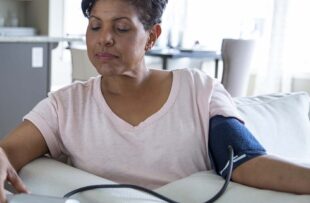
0,148,29,203
0,120,49,203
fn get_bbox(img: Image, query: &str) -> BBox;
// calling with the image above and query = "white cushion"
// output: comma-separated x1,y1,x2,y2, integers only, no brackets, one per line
234,91,310,164
155,171,310,203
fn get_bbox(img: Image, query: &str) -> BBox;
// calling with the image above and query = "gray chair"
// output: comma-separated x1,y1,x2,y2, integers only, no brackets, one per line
221,39,256,97
70,46,98,81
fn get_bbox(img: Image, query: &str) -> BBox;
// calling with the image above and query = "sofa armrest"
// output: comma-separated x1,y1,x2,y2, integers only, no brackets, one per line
19,157,120,203
18,157,168,203
18,157,310,203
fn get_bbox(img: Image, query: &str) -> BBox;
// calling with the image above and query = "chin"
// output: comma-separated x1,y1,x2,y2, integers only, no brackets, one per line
96,65,123,76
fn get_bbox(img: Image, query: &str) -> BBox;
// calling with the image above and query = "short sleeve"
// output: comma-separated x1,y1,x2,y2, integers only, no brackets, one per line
209,81,241,120
23,95,63,158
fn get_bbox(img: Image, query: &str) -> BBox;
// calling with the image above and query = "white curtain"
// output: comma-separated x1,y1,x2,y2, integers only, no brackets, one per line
253,0,310,95
157,0,187,48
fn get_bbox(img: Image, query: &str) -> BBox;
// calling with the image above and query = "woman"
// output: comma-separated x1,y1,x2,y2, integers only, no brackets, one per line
0,0,310,202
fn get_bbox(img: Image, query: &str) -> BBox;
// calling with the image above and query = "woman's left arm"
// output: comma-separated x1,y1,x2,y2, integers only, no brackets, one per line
232,155,310,194
209,115,310,194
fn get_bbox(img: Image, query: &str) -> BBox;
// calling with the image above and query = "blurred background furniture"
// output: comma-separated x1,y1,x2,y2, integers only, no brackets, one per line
69,39,257,97
146,48,221,77
70,46,98,81
70,47,222,80
221,39,256,97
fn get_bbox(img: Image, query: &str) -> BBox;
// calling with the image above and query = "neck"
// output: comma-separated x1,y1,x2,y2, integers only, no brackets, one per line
101,67,152,96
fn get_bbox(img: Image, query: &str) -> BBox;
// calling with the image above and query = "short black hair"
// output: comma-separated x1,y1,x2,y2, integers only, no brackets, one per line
81,0,168,30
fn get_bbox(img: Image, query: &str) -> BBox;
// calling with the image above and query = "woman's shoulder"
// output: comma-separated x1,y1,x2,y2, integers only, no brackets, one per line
151,67,207,76
172,68,217,85
48,76,101,100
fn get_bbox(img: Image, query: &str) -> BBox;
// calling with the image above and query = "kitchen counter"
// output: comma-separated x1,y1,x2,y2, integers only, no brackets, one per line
0,35,84,43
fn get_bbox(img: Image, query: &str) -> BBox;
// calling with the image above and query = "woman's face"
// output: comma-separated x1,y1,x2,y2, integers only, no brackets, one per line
86,0,149,76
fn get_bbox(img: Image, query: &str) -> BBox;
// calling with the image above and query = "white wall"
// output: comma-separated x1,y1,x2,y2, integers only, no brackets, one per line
64,0,88,36
49,0,64,37
49,0,72,90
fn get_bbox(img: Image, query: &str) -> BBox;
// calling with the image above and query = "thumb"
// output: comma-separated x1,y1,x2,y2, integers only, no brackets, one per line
7,169,29,194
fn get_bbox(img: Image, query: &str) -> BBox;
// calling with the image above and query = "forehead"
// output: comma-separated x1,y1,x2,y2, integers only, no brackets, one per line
91,0,138,19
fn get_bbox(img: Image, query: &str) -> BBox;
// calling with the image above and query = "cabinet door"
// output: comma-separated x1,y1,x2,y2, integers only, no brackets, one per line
0,43,50,138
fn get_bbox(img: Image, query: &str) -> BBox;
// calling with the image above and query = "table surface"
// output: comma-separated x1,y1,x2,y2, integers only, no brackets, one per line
0,36,83,43
146,48,221,59
145,48,222,75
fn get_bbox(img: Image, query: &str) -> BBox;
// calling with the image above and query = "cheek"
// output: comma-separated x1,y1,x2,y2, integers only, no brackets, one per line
125,35,148,55
120,40,145,64
85,32,96,61
86,31,93,51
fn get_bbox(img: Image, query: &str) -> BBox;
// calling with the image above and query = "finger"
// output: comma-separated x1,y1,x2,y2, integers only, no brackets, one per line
7,170,29,194
0,181,7,203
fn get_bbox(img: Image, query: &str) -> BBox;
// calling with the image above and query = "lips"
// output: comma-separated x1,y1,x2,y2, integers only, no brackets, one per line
95,52,118,62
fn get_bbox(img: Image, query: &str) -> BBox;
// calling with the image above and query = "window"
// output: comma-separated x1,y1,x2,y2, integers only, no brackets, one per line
161,0,273,51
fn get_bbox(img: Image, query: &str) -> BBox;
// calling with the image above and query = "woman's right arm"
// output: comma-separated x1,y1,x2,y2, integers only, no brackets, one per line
0,120,49,202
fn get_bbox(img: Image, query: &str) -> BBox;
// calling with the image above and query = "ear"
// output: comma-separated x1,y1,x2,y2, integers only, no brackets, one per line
145,24,162,51
151,24,162,41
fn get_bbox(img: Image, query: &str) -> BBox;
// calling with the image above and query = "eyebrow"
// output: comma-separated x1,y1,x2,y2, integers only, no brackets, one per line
89,15,101,20
89,15,131,22
112,17,131,22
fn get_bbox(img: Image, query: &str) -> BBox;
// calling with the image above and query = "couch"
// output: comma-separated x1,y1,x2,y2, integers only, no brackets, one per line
12,91,310,202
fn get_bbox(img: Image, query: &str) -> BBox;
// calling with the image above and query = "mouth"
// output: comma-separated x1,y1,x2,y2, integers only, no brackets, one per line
95,52,118,62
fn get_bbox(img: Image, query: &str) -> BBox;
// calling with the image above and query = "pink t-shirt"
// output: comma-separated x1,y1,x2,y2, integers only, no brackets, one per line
24,68,240,189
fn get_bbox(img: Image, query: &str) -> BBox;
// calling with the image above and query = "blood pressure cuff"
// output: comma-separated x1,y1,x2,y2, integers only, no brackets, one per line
209,115,266,178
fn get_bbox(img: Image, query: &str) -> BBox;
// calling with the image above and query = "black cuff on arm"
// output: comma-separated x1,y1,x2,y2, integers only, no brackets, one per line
208,115,266,178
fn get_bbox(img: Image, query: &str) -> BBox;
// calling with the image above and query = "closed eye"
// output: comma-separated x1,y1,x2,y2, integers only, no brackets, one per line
117,28,130,32
91,27,100,31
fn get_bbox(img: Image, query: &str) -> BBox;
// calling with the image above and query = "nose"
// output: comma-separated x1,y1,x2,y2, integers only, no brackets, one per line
98,28,114,47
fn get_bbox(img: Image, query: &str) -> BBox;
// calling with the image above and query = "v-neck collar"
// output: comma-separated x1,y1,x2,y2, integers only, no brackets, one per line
94,70,180,132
